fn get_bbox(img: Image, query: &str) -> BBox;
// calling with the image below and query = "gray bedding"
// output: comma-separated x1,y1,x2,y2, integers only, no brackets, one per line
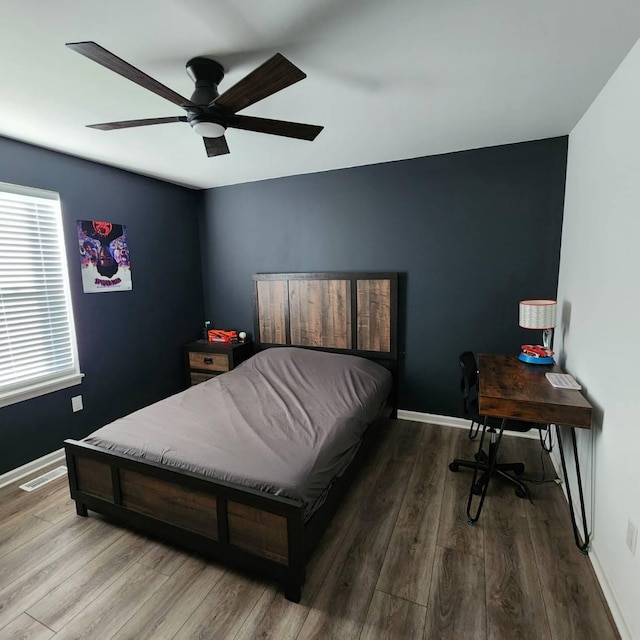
84,347,392,518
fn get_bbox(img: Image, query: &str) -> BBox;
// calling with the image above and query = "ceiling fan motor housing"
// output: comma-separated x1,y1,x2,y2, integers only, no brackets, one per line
184,57,230,134
186,57,225,105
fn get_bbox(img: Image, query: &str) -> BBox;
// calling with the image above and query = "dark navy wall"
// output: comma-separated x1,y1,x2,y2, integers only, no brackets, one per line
200,137,568,416
0,135,568,474
0,136,204,474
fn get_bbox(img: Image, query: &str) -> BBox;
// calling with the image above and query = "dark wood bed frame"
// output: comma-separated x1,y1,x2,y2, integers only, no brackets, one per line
64,271,398,602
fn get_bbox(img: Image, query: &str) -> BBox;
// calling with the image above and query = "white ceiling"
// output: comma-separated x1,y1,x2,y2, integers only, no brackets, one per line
1,0,639,190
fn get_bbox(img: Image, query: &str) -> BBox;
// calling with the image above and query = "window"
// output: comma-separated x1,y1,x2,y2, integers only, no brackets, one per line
0,181,82,407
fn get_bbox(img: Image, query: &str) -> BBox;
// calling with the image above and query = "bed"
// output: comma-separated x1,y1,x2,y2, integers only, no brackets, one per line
64,271,398,602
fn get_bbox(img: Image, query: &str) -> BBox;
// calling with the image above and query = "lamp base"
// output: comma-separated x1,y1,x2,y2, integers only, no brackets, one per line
519,352,554,365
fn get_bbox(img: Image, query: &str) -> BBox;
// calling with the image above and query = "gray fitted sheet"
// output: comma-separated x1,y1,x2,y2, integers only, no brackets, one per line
84,347,392,518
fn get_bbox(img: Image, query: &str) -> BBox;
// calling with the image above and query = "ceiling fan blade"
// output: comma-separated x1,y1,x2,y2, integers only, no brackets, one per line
87,116,188,131
213,53,306,113
66,41,195,108
203,136,230,157
228,115,323,141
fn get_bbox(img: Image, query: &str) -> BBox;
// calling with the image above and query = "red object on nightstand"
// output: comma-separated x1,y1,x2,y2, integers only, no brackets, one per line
207,329,238,343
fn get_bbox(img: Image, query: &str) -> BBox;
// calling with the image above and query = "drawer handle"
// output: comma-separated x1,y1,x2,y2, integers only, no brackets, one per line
203,357,213,365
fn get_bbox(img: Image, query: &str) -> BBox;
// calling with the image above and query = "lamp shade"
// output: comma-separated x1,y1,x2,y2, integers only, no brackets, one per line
519,299,557,329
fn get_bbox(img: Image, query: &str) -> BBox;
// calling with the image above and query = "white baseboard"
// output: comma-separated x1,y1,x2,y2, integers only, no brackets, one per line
397,409,469,429
588,544,632,640
0,448,65,489
397,409,539,439
547,431,630,639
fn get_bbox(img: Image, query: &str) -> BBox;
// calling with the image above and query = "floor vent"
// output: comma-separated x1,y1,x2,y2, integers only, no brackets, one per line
19,466,67,492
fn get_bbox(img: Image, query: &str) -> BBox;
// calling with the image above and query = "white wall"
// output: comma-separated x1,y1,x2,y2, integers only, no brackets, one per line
557,37,640,640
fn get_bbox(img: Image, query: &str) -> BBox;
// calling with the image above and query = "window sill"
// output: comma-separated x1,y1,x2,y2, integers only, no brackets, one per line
0,373,84,409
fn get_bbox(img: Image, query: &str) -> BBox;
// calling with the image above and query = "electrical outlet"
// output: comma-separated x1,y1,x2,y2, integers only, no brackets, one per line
626,520,638,555
71,395,83,412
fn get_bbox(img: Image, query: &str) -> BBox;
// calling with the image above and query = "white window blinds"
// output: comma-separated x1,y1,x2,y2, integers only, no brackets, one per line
0,181,82,407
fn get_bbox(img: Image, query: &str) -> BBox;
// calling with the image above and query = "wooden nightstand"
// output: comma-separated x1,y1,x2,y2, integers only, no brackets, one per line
184,340,253,386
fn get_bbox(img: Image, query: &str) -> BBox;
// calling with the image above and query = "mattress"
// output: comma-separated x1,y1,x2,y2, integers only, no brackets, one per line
84,346,392,518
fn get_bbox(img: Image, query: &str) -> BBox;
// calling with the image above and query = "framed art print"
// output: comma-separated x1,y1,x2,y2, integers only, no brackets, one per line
77,219,132,293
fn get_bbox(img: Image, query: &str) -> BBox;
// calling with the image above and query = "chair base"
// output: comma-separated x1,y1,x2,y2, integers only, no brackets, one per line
449,449,531,500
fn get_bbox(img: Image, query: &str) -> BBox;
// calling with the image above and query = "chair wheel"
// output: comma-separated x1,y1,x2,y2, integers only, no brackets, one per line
449,462,459,472
472,483,483,495
515,486,529,499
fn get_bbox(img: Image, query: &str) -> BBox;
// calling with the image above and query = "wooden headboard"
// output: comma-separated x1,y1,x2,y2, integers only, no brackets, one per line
252,272,398,360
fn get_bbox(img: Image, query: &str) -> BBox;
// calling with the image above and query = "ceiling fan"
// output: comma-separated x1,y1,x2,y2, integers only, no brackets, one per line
65,42,323,157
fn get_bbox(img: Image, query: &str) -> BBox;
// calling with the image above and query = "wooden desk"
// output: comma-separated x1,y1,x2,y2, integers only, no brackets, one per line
473,354,593,552
478,354,592,428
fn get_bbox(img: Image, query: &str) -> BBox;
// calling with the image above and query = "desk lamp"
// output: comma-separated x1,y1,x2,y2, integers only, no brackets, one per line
518,299,556,364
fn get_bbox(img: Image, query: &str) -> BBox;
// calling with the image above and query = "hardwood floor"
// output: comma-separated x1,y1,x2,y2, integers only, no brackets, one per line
0,421,619,639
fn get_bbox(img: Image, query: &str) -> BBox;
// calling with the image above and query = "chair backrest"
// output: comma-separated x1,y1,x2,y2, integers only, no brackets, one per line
459,351,478,416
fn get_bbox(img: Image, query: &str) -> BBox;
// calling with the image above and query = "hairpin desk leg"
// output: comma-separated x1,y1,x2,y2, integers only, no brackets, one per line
467,418,506,525
556,425,590,553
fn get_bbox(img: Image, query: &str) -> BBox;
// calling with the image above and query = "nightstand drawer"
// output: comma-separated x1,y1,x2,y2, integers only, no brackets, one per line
184,340,253,385
184,339,253,387
190,372,219,385
188,352,229,372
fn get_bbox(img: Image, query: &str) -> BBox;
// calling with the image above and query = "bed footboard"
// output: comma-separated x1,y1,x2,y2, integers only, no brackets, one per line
64,439,306,602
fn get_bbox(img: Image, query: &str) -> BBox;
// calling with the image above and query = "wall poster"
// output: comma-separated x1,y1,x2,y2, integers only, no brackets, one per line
77,220,132,293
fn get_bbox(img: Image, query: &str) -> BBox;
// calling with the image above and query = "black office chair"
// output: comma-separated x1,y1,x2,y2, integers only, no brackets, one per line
449,352,544,511
458,351,483,441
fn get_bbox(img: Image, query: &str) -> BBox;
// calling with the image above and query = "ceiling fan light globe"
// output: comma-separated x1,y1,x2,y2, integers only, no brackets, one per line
192,121,226,138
